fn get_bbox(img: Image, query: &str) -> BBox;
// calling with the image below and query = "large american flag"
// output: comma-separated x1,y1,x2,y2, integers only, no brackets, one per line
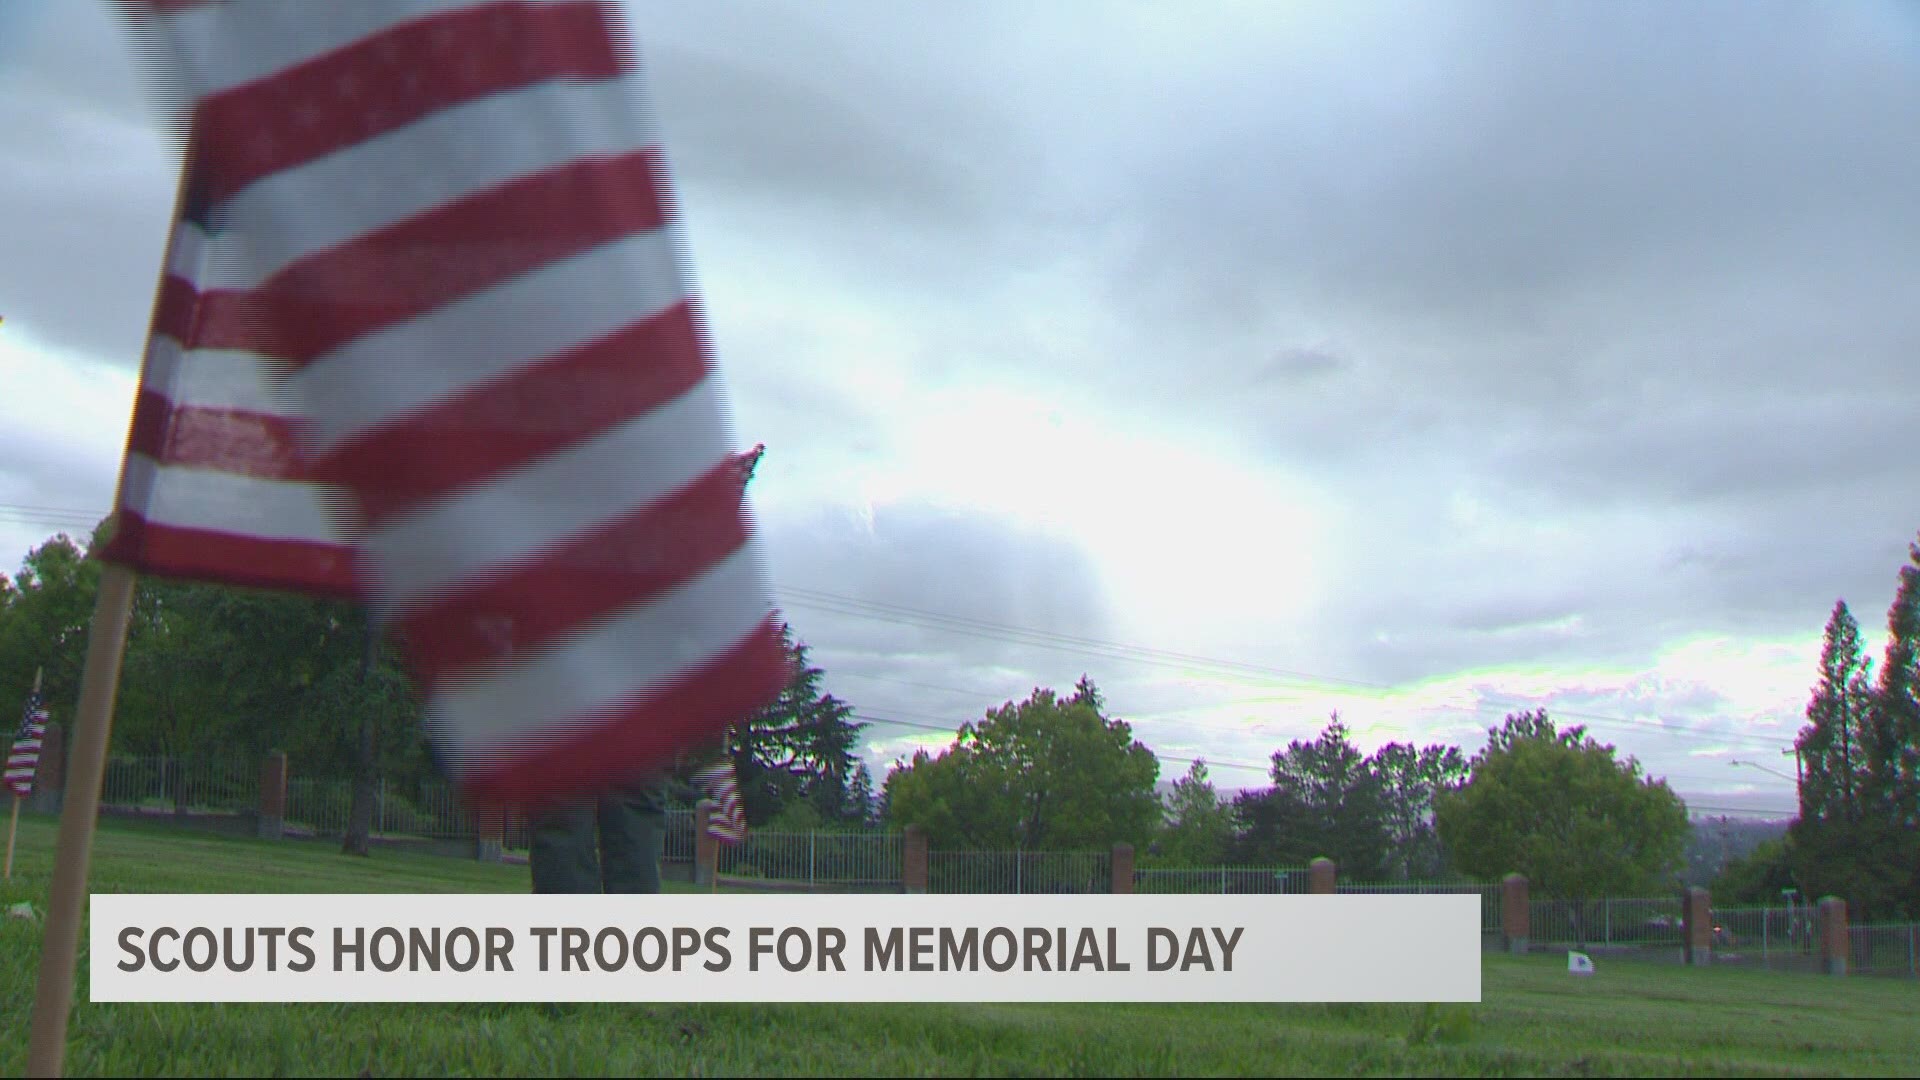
104,0,790,803
4,688,49,800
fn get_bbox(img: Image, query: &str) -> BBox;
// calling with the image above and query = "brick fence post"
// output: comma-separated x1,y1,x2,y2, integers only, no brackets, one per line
1818,896,1848,976
1502,874,1530,955
1111,842,1134,894
30,721,65,815
474,804,504,862
694,801,718,888
902,824,929,894
1682,886,1713,966
1309,857,1337,894
257,751,288,840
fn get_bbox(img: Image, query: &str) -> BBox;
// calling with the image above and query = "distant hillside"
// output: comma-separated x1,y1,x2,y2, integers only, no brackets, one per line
1684,816,1792,886
1151,781,1793,889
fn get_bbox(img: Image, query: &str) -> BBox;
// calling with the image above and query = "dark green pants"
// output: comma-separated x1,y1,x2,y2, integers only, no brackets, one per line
529,779,667,894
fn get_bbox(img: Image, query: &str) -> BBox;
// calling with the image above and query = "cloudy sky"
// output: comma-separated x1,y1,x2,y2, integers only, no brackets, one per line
4,1,1918,817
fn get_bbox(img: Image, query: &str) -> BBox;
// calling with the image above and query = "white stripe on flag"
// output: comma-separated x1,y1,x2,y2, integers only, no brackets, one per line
361,378,731,605
148,340,300,418
427,546,772,750
164,218,210,282
217,79,660,289
122,455,345,544
290,228,690,452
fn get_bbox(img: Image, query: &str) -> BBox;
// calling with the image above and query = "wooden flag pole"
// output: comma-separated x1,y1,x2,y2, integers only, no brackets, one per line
2,667,42,881
3,797,17,882
26,137,195,1079
3,791,16,876
25,567,137,1076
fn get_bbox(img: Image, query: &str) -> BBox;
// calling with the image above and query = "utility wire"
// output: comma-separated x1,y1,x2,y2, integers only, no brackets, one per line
1,503,1814,758
851,710,1800,818
798,597,1797,752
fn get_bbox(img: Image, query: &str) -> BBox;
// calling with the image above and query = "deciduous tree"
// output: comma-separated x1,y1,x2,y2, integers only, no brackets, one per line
1436,710,1689,921
883,679,1161,851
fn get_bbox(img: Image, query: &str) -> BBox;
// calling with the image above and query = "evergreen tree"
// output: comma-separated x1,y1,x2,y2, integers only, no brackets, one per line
722,623,864,825
1786,538,1920,920
1796,600,1873,823
845,761,878,827
1231,714,1394,876
1867,536,1920,915
1871,535,1920,832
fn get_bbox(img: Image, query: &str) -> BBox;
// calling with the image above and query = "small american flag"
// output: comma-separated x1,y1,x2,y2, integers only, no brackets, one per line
694,761,747,845
106,1,791,803
4,689,49,800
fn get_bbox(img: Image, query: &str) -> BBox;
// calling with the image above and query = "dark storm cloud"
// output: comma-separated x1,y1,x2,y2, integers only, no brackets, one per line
0,0,177,369
1071,2,1920,691
7,1,1918,790
0,88,175,366
754,500,1121,762
762,501,1114,660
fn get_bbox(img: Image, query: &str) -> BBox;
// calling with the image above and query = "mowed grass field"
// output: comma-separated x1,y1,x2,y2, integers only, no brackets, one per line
2,814,1916,1077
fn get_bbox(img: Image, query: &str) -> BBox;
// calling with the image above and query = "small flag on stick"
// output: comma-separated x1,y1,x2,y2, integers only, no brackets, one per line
691,441,765,848
694,761,748,845
5,672,48,881
4,683,48,801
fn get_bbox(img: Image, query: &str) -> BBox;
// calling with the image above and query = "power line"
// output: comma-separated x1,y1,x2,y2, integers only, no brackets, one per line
803,598,1797,753
1685,804,1798,818
0,501,105,517
0,504,102,527
852,710,1800,817
852,711,1276,776
1663,769,1796,789
838,664,1788,763
856,711,1797,818
0,504,1811,757
861,699,1796,800
779,584,1799,749
840,671,1400,749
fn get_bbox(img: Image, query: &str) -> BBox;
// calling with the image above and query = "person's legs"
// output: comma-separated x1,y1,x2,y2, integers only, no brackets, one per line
596,777,668,893
529,799,603,894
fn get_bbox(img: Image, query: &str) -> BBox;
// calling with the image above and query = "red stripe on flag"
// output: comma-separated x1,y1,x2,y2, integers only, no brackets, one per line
127,391,308,480
193,149,670,365
121,0,226,14
153,273,201,346
456,615,789,804
310,302,708,525
99,512,360,598
394,457,752,689
194,1,627,206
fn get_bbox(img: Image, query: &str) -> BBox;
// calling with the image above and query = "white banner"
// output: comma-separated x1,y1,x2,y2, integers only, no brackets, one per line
90,893,1482,1003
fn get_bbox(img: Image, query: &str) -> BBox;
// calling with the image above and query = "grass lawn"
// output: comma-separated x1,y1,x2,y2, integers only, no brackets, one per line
2,813,1916,1077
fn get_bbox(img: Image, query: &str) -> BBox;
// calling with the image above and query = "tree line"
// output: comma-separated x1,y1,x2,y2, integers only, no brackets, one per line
881,680,1689,903
1715,534,1920,920
0,524,877,854
31,520,1920,914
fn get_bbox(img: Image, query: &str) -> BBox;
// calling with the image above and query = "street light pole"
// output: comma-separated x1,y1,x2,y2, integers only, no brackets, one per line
1730,759,1799,783
1731,757,1803,820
